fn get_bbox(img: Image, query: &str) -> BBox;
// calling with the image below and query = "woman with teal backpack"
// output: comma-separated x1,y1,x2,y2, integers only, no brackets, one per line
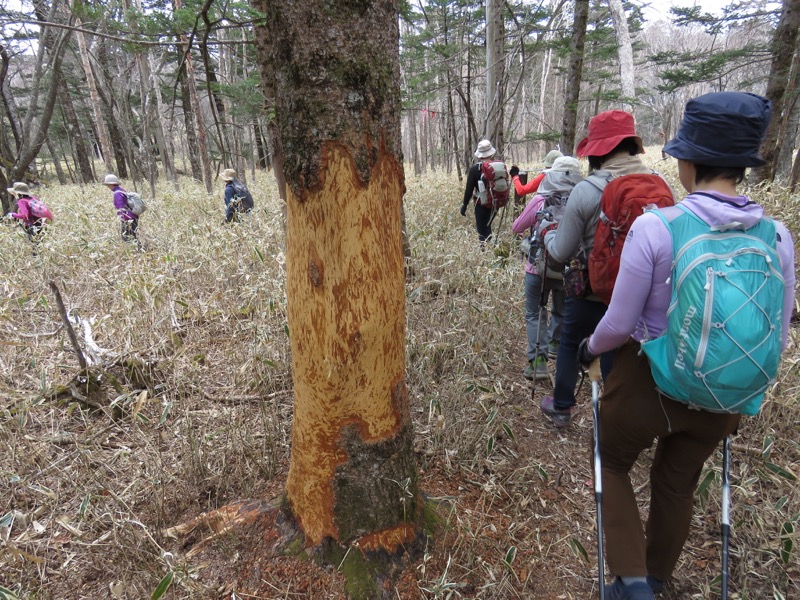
577,93,795,599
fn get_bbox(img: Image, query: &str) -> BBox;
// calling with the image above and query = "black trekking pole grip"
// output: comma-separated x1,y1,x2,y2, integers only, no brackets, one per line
721,436,731,600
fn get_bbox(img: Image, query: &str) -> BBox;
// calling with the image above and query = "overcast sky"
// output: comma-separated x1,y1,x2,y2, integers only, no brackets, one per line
636,0,782,23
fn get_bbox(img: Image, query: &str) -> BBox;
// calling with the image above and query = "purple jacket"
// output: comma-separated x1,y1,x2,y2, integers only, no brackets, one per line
589,192,795,355
112,186,136,221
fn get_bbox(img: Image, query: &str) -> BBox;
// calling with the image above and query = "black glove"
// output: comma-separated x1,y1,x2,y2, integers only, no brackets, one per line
460,204,467,217
578,337,598,368
509,165,520,178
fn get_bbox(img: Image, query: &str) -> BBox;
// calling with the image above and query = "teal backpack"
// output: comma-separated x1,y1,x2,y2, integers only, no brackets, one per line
642,203,784,415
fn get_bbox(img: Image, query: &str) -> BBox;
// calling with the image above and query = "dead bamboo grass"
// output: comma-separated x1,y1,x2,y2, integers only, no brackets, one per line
0,152,797,599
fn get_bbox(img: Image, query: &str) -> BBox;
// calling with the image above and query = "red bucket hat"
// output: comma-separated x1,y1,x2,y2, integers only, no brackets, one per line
575,110,644,157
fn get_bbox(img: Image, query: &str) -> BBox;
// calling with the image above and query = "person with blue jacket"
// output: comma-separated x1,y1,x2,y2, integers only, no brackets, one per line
220,168,254,223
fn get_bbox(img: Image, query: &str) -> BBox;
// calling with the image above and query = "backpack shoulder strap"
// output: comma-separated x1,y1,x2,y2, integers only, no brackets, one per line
584,171,613,193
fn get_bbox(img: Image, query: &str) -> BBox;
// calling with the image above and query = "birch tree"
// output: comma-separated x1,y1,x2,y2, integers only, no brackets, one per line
607,0,635,110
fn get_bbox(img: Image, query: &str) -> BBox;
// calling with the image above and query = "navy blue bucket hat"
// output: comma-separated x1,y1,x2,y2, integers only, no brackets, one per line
663,92,771,168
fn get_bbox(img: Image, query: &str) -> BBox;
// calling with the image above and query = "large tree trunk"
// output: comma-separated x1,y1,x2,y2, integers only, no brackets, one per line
253,0,421,571
75,25,115,175
485,0,505,149
776,49,800,181
58,79,95,183
46,138,67,184
10,5,72,185
752,0,800,183
94,40,129,178
561,0,589,154
607,0,635,111
177,55,203,182
174,0,212,191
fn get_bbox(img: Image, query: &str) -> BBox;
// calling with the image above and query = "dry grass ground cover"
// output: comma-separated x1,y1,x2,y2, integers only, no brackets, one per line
1,153,798,599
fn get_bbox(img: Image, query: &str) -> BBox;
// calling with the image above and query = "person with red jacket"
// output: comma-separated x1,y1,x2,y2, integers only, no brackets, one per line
509,149,563,197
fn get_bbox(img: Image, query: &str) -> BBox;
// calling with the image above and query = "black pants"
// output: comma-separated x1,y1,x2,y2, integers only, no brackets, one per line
474,203,493,242
22,219,46,242
121,219,140,246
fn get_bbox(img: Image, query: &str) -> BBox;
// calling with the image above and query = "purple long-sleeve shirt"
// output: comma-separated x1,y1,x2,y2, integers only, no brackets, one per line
588,192,796,355
112,186,135,221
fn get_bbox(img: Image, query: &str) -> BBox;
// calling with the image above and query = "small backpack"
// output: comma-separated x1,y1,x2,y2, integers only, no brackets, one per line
641,204,785,415
27,197,54,222
588,173,674,304
125,192,148,216
528,192,570,279
476,161,510,209
231,181,254,211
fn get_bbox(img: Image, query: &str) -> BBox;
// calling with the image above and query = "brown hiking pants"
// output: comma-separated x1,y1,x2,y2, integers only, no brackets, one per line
599,340,740,581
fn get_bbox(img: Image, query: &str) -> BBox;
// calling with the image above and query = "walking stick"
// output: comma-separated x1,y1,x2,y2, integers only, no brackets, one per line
590,358,605,600
721,435,731,600
530,246,552,401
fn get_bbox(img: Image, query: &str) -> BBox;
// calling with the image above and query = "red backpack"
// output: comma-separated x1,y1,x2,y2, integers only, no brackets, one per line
477,160,510,210
588,173,674,304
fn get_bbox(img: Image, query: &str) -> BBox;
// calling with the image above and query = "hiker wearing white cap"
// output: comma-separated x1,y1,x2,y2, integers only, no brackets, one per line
5,181,53,242
459,139,507,244
220,168,254,223
103,174,141,249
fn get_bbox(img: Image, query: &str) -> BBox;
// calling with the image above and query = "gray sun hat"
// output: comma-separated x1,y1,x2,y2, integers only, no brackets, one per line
7,181,31,196
474,139,496,159
538,156,582,197
543,150,563,168
103,174,120,185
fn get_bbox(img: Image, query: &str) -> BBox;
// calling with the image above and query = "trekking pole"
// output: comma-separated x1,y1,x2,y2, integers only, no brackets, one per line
590,357,605,600
530,246,551,402
721,435,731,600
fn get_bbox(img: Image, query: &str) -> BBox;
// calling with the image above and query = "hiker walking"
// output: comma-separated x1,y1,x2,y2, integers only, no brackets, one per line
578,92,795,599
5,181,52,242
104,174,141,249
537,110,662,428
459,139,508,245
220,168,254,223
509,149,563,197
511,156,581,381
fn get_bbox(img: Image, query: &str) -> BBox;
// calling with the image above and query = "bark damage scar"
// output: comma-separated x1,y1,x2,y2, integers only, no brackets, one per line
355,523,418,553
284,141,408,547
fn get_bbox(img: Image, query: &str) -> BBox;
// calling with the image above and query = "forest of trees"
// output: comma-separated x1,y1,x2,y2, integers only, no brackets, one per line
1,0,799,216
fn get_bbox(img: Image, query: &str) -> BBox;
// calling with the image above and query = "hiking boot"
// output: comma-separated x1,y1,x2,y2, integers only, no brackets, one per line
547,341,560,359
523,357,549,381
540,395,572,428
604,578,655,600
